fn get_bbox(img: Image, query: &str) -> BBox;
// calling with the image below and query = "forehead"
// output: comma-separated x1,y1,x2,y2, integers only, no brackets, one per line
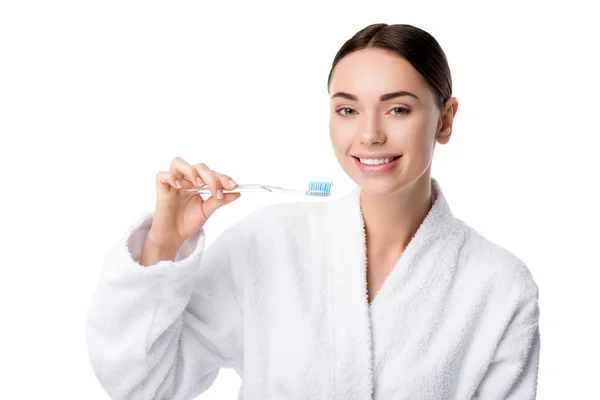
329,48,429,100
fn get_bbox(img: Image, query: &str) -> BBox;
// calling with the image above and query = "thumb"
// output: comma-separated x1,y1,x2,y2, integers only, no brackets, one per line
201,192,241,220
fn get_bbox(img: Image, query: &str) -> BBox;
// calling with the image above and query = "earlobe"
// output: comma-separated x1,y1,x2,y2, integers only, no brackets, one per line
436,127,452,144
436,100,457,145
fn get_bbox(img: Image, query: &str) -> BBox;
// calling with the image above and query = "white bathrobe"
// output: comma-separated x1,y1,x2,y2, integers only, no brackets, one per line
85,177,541,399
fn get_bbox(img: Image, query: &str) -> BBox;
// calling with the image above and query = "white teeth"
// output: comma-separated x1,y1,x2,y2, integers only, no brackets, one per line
359,157,396,165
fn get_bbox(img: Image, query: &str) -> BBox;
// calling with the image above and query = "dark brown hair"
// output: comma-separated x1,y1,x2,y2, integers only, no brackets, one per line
327,23,452,110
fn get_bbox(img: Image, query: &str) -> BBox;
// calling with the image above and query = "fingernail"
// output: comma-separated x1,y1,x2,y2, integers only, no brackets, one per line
217,189,224,199
229,179,237,186
197,177,204,187
175,180,182,189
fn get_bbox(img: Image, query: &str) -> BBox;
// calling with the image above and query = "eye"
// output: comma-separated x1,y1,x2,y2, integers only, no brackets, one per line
390,107,410,116
335,107,410,117
335,107,356,116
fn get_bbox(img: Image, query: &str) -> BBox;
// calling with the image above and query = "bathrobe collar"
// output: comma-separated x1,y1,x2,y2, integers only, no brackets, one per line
324,176,457,398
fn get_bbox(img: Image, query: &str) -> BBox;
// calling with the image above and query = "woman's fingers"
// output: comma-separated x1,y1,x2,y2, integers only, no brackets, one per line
192,162,224,199
170,157,203,189
156,170,181,190
214,171,238,191
159,157,239,200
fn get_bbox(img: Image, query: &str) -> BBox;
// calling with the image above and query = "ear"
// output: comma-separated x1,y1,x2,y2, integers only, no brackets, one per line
435,97,459,145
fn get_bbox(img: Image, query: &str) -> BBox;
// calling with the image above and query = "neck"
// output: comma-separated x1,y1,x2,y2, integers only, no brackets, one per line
359,171,433,259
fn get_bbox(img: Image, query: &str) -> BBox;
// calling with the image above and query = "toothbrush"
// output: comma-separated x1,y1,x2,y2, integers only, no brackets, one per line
178,180,334,197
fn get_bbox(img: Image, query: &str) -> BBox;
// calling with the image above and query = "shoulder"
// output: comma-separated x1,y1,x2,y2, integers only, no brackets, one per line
457,218,539,302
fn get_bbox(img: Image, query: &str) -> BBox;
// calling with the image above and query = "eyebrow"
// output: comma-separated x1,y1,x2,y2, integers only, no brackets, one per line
331,90,420,102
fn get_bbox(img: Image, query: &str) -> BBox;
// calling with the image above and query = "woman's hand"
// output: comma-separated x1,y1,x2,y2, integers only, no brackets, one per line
148,157,241,249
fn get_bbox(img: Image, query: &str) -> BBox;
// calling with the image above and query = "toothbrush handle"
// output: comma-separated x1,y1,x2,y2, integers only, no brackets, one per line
178,184,305,195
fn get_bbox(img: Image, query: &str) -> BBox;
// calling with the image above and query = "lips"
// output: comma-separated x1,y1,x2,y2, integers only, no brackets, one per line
352,154,402,175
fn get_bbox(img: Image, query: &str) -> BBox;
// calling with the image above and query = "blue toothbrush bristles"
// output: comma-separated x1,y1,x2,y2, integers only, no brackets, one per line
307,180,333,197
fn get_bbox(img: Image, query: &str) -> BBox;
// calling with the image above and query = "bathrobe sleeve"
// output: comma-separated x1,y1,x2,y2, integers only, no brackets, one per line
474,286,541,399
85,211,245,400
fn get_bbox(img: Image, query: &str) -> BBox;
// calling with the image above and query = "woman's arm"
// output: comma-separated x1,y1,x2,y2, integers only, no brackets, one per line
85,212,245,400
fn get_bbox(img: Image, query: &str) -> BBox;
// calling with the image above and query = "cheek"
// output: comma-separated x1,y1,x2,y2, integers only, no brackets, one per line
329,124,348,153
329,129,355,171
399,118,436,161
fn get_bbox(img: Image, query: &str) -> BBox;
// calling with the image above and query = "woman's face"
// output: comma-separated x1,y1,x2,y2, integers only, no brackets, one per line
329,47,451,196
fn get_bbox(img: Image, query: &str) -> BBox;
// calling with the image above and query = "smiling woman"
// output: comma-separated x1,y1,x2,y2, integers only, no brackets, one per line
326,25,460,310
325,23,539,399
85,23,540,400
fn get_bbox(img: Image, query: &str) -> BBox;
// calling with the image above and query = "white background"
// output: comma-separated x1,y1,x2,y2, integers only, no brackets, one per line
1,0,598,398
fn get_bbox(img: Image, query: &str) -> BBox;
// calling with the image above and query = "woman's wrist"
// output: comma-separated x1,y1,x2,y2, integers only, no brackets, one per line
140,233,184,266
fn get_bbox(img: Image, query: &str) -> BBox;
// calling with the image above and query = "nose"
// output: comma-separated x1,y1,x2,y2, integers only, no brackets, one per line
359,114,386,145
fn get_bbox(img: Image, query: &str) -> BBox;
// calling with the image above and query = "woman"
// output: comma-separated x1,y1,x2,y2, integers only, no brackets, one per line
85,23,540,399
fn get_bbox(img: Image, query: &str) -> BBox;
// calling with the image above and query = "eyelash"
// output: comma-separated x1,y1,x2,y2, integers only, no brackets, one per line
335,107,410,117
